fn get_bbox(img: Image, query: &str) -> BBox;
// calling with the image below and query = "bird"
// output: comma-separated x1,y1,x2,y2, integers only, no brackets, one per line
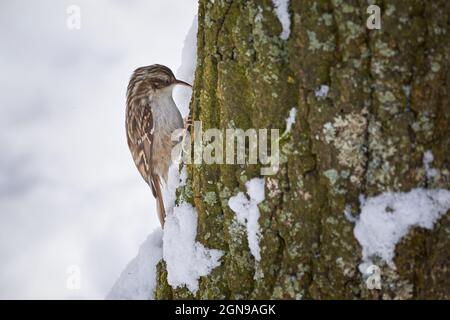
126,64,191,227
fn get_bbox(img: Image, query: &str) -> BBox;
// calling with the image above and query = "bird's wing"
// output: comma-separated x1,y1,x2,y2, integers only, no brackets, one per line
126,102,156,197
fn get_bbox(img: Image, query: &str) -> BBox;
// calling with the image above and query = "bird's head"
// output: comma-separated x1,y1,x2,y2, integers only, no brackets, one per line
131,64,192,91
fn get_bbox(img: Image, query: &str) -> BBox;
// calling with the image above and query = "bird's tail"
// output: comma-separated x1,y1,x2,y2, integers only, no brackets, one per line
152,175,166,228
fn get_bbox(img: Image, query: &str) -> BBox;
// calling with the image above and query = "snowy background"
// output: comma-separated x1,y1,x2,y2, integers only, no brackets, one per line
0,0,197,299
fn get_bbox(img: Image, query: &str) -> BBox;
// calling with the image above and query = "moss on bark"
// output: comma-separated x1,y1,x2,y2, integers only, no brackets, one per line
155,0,450,299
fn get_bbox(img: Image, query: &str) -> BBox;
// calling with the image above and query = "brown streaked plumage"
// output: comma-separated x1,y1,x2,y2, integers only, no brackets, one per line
126,64,191,227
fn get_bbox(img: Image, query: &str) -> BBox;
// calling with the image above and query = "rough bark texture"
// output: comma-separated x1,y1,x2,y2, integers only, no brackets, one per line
156,0,450,299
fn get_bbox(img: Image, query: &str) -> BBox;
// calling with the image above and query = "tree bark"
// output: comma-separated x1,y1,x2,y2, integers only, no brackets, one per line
156,0,450,299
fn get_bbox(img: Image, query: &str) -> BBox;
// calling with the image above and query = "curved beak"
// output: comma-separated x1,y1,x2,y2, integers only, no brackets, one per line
175,79,192,88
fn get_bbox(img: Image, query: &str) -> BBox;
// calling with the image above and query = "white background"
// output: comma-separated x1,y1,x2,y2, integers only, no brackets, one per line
0,0,197,299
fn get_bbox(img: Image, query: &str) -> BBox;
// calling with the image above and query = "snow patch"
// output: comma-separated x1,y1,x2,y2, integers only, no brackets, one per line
228,178,265,261
173,15,198,118
285,107,297,134
272,0,291,40
163,203,223,293
315,85,329,99
162,163,185,216
106,229,163,300
423,150,438,180
354,188,450,271
179,165,188,186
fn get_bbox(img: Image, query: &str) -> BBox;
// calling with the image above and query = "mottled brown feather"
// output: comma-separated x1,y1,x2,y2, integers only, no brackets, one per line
126,102,153,181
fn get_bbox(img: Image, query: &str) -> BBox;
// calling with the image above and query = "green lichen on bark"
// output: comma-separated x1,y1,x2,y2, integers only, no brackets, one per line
155,0,450,299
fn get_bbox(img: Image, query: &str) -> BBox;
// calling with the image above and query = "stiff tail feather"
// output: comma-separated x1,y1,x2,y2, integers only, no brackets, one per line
152,175,166,227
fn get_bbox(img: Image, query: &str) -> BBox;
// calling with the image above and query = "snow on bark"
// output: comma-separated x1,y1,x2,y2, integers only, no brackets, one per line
423,150,438,180
314,85,329,99
272,0,291,40
354,188,450,273
229,178,265,262
173,15,198,118
162,163,187,216
284,107,297,134
163,202,223,293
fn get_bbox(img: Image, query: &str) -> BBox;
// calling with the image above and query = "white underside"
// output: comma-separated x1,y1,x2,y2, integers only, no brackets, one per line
150,86,183,180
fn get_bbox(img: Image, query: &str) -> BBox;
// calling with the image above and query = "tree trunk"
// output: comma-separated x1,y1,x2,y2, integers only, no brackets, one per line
156,0,450,299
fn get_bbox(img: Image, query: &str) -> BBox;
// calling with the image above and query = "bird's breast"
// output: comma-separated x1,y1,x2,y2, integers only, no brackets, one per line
150,94,183,180
150,94,183,133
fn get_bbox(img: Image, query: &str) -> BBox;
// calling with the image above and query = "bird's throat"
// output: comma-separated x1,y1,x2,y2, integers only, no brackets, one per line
150,90,183,132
